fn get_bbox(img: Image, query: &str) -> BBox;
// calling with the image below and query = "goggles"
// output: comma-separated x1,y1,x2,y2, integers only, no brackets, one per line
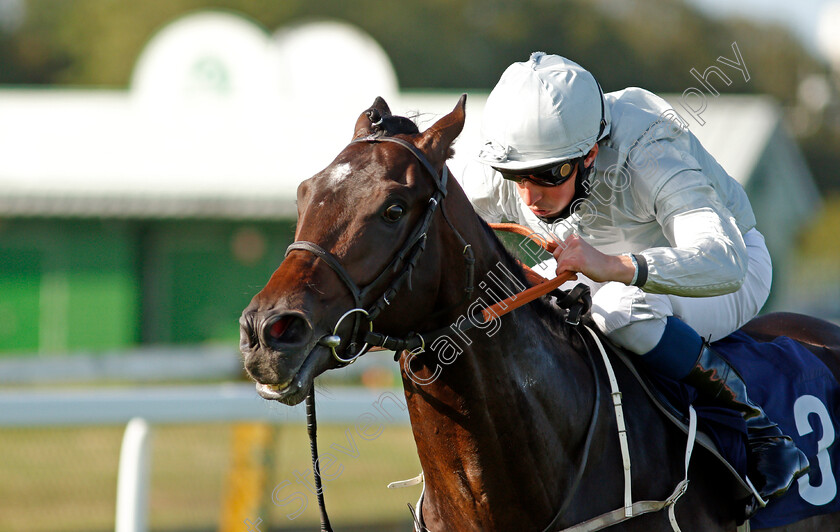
496,157,582,187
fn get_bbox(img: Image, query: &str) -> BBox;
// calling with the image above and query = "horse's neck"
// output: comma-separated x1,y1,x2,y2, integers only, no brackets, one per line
400,235,596,528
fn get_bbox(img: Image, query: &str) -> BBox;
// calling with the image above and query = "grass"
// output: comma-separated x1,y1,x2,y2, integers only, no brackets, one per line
0,422,422,532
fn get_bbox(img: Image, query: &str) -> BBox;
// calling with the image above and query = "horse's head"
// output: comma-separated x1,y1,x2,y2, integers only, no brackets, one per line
240,95,467,405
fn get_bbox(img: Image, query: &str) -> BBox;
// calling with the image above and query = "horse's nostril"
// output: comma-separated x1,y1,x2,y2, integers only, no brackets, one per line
269,317,291,340
263,314,309,347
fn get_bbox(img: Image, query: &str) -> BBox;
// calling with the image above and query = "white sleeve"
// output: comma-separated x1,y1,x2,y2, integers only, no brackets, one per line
637,168,749,296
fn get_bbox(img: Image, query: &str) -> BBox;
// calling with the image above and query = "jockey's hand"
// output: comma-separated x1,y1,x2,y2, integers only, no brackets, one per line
553,234,636,285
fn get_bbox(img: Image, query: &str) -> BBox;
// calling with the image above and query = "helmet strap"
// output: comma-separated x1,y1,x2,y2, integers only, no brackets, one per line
595,81,607,141
536,157,596,224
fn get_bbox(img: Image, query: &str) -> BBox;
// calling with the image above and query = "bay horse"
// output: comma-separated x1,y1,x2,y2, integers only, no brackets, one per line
239,95,840,531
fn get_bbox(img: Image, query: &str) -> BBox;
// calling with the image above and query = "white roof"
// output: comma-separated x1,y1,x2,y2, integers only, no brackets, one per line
0,88,802,219
0,12,814,220
0,14,404,219
0,89,479,218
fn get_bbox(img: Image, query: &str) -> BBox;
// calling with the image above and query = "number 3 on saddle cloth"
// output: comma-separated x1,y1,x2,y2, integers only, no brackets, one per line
644,330,840,528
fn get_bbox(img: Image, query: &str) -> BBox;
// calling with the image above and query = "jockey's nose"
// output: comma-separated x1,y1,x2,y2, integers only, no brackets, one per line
518,181,541,206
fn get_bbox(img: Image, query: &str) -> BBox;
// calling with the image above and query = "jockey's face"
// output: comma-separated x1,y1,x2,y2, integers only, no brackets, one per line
515,171,578,219
514,144,599,219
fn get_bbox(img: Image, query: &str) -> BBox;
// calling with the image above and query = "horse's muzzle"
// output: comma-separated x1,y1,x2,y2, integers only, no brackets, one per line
239,309,314,386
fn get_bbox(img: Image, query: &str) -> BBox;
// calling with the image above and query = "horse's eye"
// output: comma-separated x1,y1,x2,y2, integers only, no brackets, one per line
383,204,405,222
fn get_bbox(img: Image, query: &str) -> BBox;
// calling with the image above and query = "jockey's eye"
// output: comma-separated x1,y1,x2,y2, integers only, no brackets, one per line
382,203,405,222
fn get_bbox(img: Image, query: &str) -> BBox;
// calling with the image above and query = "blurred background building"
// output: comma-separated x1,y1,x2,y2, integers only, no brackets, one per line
1,1,839,531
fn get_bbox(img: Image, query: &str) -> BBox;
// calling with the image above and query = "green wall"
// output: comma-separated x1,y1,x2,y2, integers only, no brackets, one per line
139,220,295,345
0,219,138,354
0,218,295,355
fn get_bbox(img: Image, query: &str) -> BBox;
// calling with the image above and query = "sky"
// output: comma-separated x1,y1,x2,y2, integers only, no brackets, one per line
687,0,840,61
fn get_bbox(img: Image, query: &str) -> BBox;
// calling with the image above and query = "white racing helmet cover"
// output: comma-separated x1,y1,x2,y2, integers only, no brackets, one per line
478,52,611,172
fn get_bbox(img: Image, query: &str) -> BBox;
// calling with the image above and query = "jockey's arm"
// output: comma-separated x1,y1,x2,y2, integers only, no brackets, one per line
554,169,749,296
641,168,749,296
639,206,748,296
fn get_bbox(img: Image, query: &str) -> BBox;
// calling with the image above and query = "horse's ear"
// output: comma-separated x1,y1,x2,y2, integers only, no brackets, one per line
417,94,467,164
353,96,393,139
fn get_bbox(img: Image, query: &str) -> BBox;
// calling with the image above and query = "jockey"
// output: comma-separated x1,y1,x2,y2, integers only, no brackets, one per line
460,52,808,501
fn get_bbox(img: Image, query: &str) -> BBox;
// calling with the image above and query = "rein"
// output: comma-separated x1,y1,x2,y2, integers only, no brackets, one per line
482,223,576,323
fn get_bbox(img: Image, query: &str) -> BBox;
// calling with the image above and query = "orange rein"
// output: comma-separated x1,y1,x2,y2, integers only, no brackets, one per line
370,223,573,352
482,223,575,323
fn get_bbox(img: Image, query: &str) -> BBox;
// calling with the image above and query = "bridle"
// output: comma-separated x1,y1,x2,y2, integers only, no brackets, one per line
286,135,475,365
286,134,476,532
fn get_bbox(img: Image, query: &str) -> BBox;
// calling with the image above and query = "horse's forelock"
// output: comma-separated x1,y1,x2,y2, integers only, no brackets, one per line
370,114,420,137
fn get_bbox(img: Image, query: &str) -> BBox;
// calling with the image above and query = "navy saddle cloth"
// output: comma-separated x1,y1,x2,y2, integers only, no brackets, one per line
643,330,840,528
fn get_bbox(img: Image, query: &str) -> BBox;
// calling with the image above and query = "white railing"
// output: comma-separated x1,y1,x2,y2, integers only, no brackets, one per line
0,383,410,532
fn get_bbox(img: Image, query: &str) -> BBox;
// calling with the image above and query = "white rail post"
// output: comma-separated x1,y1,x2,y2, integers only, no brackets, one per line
115,417,153,532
